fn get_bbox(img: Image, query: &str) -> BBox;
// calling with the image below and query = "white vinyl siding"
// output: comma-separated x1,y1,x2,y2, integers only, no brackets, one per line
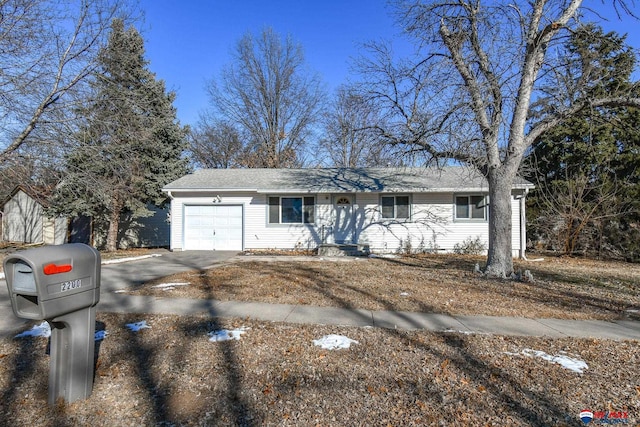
2,190,44,243
168,193,329,251
167,190,525,255
2,189,66,245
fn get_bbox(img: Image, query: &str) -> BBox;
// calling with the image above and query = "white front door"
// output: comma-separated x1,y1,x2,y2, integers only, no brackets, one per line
183,205,243,250
333,195,354,244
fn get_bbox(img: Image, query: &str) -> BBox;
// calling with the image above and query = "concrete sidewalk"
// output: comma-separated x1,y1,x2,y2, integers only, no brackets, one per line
3,290,639,340
95,292,640,341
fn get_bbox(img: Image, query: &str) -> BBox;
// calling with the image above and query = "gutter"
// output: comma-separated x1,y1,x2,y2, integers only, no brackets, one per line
162,188,259,193
162,187,500,194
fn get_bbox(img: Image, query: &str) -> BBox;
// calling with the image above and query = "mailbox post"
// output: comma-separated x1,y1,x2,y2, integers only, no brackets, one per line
3,243,101,404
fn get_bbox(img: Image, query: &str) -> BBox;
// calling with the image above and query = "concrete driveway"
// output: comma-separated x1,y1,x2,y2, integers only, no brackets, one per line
100,250,238,293
0,250,238,337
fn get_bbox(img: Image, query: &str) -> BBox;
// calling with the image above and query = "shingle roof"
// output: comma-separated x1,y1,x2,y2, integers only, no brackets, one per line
162,167,534,193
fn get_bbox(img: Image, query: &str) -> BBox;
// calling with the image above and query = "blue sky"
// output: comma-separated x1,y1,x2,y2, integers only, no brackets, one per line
138,1,640,127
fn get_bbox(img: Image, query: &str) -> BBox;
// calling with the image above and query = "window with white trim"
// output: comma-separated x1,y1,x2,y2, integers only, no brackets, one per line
268,196,315,224
380,195,410,219
455,195,487,220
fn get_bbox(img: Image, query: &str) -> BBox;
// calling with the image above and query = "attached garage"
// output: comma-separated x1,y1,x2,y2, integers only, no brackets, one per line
183,205,243,251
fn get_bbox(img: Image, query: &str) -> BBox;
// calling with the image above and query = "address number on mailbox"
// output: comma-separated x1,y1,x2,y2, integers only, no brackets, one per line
60,279,82,292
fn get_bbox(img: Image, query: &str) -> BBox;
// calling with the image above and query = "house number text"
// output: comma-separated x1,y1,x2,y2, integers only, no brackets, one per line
61,279,82,292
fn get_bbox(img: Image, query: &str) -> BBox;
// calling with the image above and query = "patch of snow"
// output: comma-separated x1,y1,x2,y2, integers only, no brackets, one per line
474,263,482,274
508,348,588,374
16,321,51,338
0,272,4,280
17,322,108,341
126,321,151,332
151,282,190,290
400,292,410,297
368,254,398,259
114,290,127,293
313,334,359,350
208,327,249,342
101,253,162,265
442,329,490,336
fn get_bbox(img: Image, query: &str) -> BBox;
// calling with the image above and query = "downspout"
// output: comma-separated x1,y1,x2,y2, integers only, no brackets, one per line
519,189,529,260
164,190,174,251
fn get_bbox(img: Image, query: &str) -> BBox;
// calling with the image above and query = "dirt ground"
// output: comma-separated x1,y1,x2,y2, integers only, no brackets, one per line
0,250,639,426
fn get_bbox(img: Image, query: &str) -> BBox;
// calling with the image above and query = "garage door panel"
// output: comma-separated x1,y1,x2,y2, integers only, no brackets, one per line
184,205,243,251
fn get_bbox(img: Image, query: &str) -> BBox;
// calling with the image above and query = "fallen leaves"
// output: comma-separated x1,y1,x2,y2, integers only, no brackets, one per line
133,255,640,321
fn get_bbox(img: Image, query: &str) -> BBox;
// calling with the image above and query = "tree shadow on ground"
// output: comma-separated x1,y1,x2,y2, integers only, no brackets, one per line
0,334,46,425
373,254,640,318
2,252,630,425
238,260,579,425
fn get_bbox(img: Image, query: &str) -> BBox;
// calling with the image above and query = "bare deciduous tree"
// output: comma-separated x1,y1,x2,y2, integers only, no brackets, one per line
205,27,325,168
530,171,630,254
319,86,397,167
189,115,245,169
360,0,640,277
0,0,133,164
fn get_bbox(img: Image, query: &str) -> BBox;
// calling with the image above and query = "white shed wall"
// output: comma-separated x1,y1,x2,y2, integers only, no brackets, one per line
43,216,68,245
2,190,44,243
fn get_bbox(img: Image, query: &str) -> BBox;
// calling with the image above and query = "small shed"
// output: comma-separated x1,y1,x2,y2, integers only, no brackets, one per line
1,185,67,245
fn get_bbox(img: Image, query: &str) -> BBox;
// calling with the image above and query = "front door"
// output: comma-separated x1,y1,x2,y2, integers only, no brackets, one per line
333,195,355,244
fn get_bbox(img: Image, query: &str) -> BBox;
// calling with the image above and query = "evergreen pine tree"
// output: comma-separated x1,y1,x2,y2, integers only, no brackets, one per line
526,25,640,259
52,19,188,251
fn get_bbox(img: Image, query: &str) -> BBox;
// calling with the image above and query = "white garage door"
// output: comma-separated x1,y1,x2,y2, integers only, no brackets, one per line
183,205,243,251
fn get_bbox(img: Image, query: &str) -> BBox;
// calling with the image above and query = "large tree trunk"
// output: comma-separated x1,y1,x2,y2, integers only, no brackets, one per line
485,167,515,278
105,196,123,252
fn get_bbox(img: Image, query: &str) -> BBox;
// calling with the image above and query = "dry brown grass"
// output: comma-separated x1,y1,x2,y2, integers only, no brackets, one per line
1,253,639,426
0,313,638,426
130,254,640,321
